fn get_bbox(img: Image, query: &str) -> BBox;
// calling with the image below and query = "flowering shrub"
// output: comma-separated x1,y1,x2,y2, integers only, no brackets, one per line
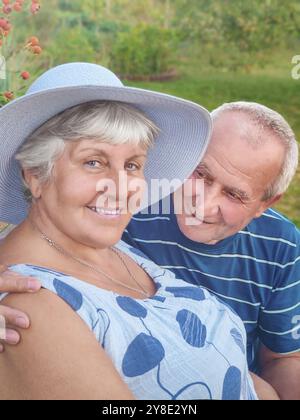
0,0,41,104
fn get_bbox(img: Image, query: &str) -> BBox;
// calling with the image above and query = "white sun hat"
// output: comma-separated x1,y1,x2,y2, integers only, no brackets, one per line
0,62,212,224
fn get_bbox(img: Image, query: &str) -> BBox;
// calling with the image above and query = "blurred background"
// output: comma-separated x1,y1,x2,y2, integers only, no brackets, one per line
1,0,299,225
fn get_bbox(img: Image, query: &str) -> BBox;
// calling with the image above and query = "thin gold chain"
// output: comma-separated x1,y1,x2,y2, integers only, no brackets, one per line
30,221,150,298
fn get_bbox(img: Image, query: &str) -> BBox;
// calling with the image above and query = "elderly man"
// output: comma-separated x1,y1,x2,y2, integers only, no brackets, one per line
0,101,299,399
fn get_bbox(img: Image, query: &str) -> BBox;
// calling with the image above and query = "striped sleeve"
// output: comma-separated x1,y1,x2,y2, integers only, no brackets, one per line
259,237,300,354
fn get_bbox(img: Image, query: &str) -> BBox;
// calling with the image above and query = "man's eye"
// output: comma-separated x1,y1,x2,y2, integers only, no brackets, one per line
195,170,205,178
227,191,241,201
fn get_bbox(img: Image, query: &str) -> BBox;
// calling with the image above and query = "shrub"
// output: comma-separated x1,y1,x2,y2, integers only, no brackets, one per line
111,23,179,79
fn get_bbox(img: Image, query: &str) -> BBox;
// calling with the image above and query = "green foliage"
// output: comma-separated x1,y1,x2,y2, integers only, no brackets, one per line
111,24,178,77
174,0,300,71
21,0,300,74
47,26,96,66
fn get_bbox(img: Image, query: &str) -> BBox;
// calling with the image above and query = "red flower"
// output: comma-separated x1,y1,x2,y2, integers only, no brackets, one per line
2,4,12,13
28,35,39,46
30,1,40,14
13,2,22,12
3,91,14,100
32,45,42,54
20,71,30,80
0,18,10,30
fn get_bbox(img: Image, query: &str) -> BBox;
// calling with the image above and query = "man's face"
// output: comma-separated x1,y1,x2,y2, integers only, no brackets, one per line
176,111,284,244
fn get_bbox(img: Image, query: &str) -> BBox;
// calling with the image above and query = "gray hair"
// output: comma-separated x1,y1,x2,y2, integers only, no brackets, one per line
211,101,299,200
16,100,159,200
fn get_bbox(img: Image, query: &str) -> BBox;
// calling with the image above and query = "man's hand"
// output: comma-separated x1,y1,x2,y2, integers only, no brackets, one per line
0,264,41,352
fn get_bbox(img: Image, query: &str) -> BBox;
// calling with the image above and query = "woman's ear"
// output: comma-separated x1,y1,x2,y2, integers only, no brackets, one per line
22,169,42,199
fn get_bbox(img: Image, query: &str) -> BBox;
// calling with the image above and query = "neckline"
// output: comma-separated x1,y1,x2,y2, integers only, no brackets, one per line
8,241,163,302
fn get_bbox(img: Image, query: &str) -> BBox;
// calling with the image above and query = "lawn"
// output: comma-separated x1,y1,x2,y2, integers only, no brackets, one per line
128,65,300,227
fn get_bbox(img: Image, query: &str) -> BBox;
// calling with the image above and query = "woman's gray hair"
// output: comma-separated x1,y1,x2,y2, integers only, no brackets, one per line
211,101,299,200
16,100,159,200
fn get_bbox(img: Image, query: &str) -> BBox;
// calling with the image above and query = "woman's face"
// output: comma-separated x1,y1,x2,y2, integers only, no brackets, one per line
28,139,148,249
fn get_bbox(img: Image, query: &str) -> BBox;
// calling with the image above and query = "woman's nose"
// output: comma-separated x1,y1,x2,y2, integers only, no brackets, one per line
95,168,128,204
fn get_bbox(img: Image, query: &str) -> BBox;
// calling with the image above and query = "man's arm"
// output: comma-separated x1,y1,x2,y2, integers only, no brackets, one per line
259,344,300,400
250,372,280,400
0,289,135,399
0,265,41,352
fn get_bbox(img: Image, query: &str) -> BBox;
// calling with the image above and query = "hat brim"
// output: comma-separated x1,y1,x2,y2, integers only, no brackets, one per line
0,85,211,224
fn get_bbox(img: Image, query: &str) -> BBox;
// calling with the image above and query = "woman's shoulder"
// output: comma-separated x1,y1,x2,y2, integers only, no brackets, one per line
0,285,133,400
9,263,99,311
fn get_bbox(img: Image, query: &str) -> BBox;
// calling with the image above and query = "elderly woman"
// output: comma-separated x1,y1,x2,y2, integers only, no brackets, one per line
0,62,257,400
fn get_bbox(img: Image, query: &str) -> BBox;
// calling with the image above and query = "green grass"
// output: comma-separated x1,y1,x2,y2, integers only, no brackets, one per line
126,66,300,227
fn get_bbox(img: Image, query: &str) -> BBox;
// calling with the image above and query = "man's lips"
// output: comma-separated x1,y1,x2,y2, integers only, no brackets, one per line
188,213,216,224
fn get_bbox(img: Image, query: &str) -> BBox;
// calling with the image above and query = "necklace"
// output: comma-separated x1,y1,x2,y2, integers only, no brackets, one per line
30,221,150,299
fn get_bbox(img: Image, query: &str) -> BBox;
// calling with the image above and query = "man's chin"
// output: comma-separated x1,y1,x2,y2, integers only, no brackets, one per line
177,219,222,244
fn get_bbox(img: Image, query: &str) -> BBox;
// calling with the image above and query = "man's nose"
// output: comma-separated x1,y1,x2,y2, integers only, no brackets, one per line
203,185,221,217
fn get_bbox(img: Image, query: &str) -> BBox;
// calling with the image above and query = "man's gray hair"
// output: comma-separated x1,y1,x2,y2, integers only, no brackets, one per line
16,100,158,200
211,101,299,200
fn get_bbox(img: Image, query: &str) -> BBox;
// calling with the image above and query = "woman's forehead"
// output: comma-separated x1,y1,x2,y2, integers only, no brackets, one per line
66,139,147,159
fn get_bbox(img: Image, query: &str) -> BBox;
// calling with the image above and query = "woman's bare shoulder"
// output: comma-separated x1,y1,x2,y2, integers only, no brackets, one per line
0,288,134,400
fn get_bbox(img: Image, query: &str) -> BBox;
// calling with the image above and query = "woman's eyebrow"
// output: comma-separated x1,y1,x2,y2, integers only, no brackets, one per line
77,148,108,156
126,154,147,160
76,148,147,160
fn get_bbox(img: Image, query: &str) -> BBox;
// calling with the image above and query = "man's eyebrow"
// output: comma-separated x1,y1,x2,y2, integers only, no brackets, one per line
196,163,213,176
225,186,250,200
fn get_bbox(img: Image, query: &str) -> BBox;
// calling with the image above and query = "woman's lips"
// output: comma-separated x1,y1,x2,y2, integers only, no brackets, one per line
87,206,125,219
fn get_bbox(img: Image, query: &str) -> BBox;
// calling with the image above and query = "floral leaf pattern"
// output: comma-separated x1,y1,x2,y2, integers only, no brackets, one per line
176,309,207,348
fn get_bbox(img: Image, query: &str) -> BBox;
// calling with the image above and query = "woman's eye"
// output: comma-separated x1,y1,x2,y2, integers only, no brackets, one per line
85,160,102,168
126,162,140,171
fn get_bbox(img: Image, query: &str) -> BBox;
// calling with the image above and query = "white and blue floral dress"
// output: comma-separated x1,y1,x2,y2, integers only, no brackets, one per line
4,241,257,400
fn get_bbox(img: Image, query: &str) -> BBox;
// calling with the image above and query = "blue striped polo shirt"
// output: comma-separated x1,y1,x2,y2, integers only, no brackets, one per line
123,203,300,371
